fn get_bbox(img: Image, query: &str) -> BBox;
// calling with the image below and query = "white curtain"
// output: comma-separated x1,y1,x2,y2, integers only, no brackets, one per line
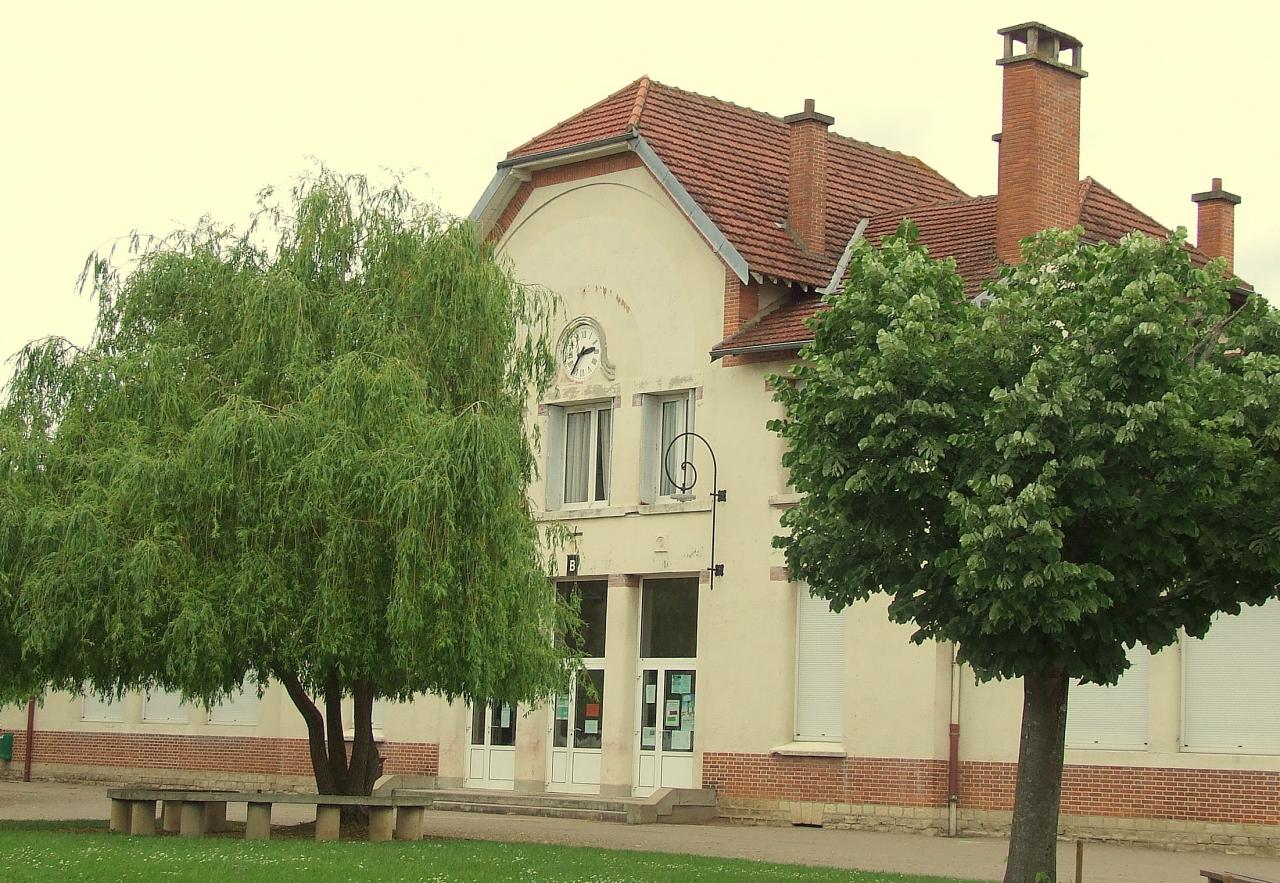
660,399,687,496
564,410,591,503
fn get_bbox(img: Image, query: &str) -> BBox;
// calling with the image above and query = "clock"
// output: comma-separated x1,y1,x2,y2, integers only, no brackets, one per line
560,319,603,382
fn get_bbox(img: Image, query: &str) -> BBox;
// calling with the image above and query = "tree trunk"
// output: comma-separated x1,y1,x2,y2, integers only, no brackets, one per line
347,678,381,797
276,667,382,804
1003,667,1070,883
323,670,351,795
277,669,338,795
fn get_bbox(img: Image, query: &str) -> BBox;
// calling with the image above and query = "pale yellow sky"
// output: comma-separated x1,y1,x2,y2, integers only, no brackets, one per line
3,0,1276,384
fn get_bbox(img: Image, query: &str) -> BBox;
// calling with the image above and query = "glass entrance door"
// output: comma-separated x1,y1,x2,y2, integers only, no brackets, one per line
635,666,696,794
465,701,516,790
546,667,604,793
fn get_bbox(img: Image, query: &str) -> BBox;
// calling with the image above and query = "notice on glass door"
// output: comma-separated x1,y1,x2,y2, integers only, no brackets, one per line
645,683,657,703
642,726,657,749
555,697,569,720
669,729,692,751
664,699,681,728
670,674,692,695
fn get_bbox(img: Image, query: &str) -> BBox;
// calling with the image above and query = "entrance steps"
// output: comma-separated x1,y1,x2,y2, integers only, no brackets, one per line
391,786,717,825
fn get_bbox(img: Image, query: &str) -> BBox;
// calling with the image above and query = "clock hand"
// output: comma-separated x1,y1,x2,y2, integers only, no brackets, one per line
571,345,598,373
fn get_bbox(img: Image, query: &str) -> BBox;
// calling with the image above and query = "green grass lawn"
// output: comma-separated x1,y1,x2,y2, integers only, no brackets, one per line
0,820,979,882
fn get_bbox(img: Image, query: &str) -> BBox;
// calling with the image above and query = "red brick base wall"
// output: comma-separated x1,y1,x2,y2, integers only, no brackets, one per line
962,761,1280,826
705,752,1280,827
1,729,438,779
703,752,948,806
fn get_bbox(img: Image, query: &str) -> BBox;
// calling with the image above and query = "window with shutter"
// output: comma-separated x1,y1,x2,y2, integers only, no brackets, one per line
795,588,845,741
1183,599,1280,753
207,683,259,725
81,693,125,722
143,689,189,723
1066,645,1150,749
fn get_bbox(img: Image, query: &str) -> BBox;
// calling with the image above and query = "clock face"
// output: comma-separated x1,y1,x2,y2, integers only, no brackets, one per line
561,323,602,381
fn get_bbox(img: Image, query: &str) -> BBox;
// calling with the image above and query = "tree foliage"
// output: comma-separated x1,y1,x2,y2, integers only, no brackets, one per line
0,171,575,794
771,225,1280,881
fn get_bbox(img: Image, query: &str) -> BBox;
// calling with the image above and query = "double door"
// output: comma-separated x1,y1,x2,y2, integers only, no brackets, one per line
465,701,516,790
546,667,604,793
634,665,696,795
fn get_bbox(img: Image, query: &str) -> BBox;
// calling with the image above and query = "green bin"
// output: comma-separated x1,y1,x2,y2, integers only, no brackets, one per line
0,733,12,761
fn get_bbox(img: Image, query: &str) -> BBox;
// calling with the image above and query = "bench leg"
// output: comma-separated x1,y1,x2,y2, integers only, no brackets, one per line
204,801,227,833
245,802,272,841
395,805,424,841
179,801,206,838
109,798,130,834
129,800,157,836
162,800,181,833
315,804,341,841
369,805,395,842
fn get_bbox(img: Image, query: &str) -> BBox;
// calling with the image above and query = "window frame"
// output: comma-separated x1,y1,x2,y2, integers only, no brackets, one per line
640,389,697,504
547,400,614,511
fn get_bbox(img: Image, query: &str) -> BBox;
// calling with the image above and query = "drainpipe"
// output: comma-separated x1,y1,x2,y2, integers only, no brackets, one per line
24,698,36,783
947,644,961,836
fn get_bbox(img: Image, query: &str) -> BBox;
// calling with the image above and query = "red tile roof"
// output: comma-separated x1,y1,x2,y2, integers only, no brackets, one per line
711,182,1234,356
711,196,997,353
507,77,967,287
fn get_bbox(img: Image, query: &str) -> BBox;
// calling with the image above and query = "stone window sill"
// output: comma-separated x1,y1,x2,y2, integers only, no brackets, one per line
637,498,713,515
770,740,847,758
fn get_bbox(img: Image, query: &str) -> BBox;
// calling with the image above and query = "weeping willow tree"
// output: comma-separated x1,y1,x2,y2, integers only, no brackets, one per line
0,171,576,796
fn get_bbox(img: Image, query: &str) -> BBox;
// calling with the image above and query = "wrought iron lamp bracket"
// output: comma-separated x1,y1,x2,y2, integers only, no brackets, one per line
662,430,726,590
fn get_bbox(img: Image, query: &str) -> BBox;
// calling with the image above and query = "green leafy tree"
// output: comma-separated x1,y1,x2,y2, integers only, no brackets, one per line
771,225,1280,883
0,171,575,796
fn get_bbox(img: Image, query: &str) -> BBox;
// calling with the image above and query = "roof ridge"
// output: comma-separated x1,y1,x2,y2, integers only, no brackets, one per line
627,75,652,130
646,79,963,192
506,77,646,158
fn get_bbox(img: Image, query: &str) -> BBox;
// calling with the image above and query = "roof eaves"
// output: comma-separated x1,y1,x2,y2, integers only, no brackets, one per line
496,132,638,170
709,339,812,361
469,134,638,238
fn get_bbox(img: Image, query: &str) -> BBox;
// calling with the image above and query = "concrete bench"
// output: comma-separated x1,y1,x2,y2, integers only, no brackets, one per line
1201,872,1274,883
106,788,433,842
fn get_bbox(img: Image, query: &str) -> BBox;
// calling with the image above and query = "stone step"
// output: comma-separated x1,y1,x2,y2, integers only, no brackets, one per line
430,799,632,824
403,789,633,814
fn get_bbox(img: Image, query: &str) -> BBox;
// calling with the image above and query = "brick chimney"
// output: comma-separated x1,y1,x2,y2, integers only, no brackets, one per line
994,22,1088,264
1191,178,1242,273
783,99,834,254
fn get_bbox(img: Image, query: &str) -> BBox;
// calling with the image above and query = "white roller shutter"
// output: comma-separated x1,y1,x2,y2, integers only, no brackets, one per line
207,684,259,725
81,693,125,722
795,588,846,740
1066,645,1150,749
143,689,189,723
1183,599,1280,753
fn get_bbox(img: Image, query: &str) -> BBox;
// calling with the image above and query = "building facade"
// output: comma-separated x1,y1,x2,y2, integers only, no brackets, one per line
4,22,1277,855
